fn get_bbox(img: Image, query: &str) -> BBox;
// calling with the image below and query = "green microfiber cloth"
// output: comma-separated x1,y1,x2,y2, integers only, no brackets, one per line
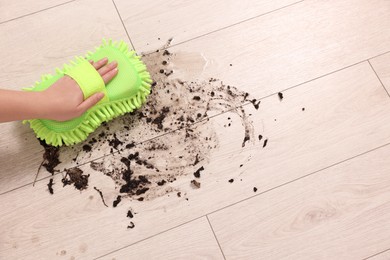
23,39,152,146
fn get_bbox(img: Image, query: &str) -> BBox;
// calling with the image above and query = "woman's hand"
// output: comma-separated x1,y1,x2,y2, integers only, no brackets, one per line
0,57,118,123
41,58,118,121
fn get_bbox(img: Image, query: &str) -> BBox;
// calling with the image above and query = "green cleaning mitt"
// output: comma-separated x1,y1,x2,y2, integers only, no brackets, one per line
23,39,152,146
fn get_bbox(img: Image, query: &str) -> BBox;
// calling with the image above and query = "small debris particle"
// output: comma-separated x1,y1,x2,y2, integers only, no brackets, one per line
108,133,123,150
162,60,168,65
253,187,258,192
250,99,261,110
157,180,166,186
193,96,201,101
163,50,171,56
47,178,54,195
113,195,122,207
228,179,234,183
165,70,173,76
177,192,182,197
240,164,243,168
127,222,135,229
302,107,305,111
191,180,201,189
263,139,268,148
127,210,134,218
258,135,263,141
136,187,149,195
242,135,250,147
159,69,165,74
278,92,283,101
125,142,135,149
93,187,108,207
62,168,89,191
193,166,204,178
82,144,92,152
230,64,232,66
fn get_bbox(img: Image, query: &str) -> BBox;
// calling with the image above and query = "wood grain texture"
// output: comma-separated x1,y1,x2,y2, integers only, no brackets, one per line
0,0,129,194
0,0,73,24
2,0,390,194
98,217,224,260
0,0,128,90
1,0,390,259
370,52,390,95
368,249,390,260
157,0,390,99
1,62,390,259
114,0,300,52
208,144,390,259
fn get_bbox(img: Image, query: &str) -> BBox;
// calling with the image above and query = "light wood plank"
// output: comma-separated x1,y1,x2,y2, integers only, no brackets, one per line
2,62,390,259
368,249,390,260
0,0,128,91
370,52,390,95
129,0,390,99
2,0,390,194
115,0,300,52
208,145,390,259
0,0,129,193
99,217,224,260
0,0,73,24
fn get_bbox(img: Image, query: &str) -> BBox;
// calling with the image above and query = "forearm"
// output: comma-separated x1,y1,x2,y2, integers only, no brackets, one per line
0,89,48,122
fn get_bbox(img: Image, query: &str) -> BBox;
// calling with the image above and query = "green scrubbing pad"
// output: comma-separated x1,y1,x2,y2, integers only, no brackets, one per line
23,39,152,147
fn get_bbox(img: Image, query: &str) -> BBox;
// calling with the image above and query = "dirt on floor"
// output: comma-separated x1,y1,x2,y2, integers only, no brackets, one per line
37,40,267,227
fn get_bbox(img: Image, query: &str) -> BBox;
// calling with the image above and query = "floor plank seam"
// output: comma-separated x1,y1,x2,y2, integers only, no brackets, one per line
368,60,390,98
142,0,305,54
94,135,390,259
259,59,367,100
362,248,390,260
111,0,136,51
206,215,227,260
205,141,390,217
5,142,390,258
368,49,390,61
93,215,205,259
0,0,76,26
1,55,388,195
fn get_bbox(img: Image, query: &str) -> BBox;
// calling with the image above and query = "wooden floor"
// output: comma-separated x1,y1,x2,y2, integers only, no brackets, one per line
1,0,390,259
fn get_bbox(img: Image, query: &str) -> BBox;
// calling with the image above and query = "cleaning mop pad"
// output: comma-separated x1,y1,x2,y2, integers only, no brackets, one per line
23,39,152,146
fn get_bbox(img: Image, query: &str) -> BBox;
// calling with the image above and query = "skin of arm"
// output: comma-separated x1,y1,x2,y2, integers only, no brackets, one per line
0,58,117,123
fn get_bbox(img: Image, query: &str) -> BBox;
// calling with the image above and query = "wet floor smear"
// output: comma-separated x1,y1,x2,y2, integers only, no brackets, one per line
38,41,262,228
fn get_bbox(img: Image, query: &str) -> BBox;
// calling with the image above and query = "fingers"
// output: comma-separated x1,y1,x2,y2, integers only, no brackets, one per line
89,57,118,84
89,58,108,70
77,92,105,113
97,61,117,77
101,67,118,84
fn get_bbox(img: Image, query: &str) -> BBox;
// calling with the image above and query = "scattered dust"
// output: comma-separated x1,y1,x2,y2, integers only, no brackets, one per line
36,40,262,228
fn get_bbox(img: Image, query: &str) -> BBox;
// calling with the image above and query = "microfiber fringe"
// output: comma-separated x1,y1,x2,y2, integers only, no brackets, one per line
24,39,152,147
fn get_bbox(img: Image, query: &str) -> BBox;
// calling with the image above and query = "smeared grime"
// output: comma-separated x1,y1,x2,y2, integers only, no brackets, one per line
37,41,265,228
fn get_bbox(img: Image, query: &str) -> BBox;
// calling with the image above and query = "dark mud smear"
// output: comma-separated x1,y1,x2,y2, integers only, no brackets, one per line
72,47,259,202
62,167,89,191
47,178,54,194
38,139,61,175
36,41,261,228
